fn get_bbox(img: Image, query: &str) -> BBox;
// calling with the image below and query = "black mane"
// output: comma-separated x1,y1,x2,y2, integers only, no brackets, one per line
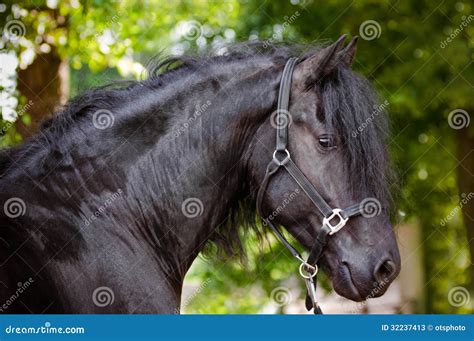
323,67,392,206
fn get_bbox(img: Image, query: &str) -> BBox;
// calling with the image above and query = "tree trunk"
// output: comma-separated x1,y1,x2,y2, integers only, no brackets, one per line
15,46,69,138
456,124,474,294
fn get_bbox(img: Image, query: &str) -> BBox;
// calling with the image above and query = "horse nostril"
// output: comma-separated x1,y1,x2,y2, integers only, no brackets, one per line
374,259,397,284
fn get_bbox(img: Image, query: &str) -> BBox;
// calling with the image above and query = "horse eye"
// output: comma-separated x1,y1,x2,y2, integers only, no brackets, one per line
318,135,336,149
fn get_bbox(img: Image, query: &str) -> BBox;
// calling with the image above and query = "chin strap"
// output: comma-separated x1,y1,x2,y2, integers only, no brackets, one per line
256,57,366,314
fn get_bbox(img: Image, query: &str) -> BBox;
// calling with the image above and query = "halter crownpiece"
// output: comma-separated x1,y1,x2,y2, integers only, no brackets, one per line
256,57,368,314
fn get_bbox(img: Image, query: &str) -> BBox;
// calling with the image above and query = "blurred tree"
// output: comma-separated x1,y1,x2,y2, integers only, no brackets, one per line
0,0,241,138
1,3,70,137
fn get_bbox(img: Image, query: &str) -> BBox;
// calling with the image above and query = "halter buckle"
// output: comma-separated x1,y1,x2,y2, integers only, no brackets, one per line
323,208,349,235
272,149,290,166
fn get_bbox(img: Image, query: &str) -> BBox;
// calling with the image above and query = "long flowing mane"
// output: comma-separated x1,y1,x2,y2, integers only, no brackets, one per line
0,42,391,259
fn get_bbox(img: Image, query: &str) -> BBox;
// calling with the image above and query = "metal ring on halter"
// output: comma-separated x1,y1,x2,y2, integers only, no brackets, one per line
299,262,318,279
272,149,290,166
323,208,349,235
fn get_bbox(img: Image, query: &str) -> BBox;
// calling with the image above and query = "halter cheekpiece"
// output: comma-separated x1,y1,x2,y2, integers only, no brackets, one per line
256,57,367,314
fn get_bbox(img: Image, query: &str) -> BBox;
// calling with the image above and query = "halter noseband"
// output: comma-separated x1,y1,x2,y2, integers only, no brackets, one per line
256,57,365,314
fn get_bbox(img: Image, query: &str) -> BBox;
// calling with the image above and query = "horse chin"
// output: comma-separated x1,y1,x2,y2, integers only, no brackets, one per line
328,261,391,302
330,264,364,302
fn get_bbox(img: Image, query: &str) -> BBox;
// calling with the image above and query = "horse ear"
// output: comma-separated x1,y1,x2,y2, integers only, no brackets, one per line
338,36,358,67
294,34,346,88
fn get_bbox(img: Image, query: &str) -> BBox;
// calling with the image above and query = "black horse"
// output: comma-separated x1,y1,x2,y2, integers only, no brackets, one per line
0,36,400,313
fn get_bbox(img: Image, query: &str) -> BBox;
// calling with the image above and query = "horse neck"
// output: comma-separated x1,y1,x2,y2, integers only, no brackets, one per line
121,61,282,281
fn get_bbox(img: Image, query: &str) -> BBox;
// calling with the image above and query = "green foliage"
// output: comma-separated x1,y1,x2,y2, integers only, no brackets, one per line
183,232,309,314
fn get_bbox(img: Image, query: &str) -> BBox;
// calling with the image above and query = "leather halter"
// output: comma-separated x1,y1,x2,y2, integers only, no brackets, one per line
256,57,365,314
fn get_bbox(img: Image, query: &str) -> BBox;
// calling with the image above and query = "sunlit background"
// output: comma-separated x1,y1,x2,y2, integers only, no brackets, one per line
0,0,473,314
